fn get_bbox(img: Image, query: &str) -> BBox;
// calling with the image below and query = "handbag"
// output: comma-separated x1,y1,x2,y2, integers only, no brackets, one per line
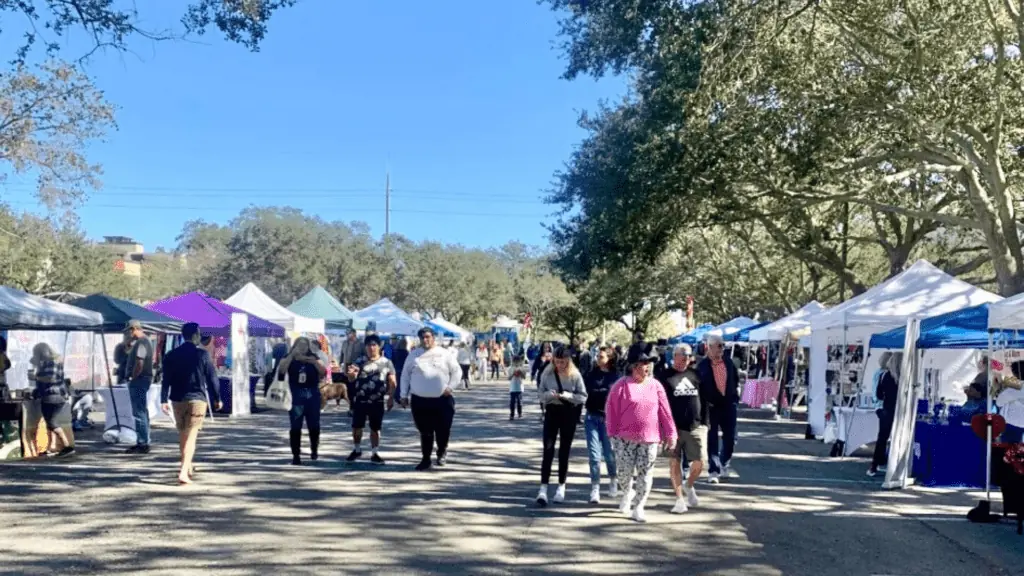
553,370,583,418
265,378,292,411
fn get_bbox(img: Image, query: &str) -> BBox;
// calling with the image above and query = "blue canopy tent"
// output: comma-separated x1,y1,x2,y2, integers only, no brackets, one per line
668,323,715,345
424,320,457,339
726,321,772,343
868,303,1024,349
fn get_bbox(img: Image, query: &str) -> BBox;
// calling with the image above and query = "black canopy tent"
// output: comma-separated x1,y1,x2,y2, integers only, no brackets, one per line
67,294,183,334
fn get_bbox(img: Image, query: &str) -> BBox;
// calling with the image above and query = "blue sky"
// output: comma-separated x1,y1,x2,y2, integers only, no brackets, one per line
3,1,624,251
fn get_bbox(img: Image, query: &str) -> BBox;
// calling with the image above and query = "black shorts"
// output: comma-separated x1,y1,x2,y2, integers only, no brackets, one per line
40,402,63,429
352,403,385,432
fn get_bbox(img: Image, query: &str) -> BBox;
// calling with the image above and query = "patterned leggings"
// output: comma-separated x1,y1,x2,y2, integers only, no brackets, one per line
612,438,659,509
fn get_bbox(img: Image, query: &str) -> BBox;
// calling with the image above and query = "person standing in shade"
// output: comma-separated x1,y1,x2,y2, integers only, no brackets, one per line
508,354,527,420
160,323,223,485
278,337,326,465
535,347,588,507
456,342,473,390
584,346,620,504
606,344,677,522
400,326,461,471
657,344,709,514
341,329,365,411
868,353,900,477
123,320,155,455
695,334,740,483
345,334,396,464
29,343,75,457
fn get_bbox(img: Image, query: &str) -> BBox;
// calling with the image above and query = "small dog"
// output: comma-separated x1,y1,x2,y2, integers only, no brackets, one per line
319,382,349,411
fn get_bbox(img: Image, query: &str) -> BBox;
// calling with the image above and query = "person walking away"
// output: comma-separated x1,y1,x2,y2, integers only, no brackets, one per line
605,344,677,522
868,353,900,476
658,344,709,513
160,323,223,484
278,337,327,465
123,320,155,455
583,346,620,503
341,329,365,411
392,338,410,391
475,343,489,382
532,342,552,384
400,327,461,471
457,343,473,390
489,343,503,381
29,343,75,457
696,334,740,483
345,334,396,464
535,347,587,506
0,336,10,402
508,355,527,419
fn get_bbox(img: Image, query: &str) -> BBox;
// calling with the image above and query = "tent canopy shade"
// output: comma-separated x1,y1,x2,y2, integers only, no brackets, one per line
726,321,772,343
988,292,1024,331
747,301,827,342
425,316,473,343
225,283,325,333
0,286,104,331
707,317,756,338
146,292,285,337
355,298,424,336
287,285,367,331
670,323,715,345
68,293,184,334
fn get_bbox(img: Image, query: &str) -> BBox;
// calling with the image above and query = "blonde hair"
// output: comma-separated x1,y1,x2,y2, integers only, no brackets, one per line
542,347,580,380
31,342,58,366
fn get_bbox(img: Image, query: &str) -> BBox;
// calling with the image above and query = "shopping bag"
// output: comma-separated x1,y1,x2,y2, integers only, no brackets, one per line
265,380,292,411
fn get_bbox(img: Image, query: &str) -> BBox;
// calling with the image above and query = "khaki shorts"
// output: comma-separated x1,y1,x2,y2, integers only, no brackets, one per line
172,400,208,434
673,426,708,463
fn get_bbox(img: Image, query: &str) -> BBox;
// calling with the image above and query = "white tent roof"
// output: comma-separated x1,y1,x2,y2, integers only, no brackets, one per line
225,283,325,333
810,260,1001,333
707,316,756,338
0,286,104,331
355,298,425,335
492,315,520,329
430,316,474,343
748,301,827,341
989,293,1024,330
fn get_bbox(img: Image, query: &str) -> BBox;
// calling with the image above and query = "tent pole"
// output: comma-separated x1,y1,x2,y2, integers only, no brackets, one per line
99,334,122,431
986,331,993,503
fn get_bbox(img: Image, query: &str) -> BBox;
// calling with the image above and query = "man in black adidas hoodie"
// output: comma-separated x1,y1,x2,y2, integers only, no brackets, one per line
657,343,711,514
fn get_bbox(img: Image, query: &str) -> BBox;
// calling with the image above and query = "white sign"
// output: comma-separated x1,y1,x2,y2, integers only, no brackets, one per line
230,313,251,416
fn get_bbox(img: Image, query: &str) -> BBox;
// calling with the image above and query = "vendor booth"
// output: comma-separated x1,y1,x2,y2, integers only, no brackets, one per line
355,298,425,336
426,316,473,343
288,285,367,332
670,323,715,346
747,301,826,343
226,282,325,334
0,287,105,460
147,292,285,416
707,316,757,340
807,260,1000,437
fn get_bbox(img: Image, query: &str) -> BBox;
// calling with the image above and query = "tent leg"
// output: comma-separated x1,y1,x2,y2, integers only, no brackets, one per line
100,335,122,431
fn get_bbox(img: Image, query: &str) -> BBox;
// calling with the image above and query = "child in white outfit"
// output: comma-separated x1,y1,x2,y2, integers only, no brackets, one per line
508,355,526,420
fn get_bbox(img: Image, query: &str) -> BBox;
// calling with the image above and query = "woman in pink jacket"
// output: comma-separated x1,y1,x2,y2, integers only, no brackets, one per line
605,344,677,523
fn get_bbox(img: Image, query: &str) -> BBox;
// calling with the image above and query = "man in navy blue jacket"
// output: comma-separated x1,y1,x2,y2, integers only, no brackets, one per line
161,322,223,485
695,333,740,483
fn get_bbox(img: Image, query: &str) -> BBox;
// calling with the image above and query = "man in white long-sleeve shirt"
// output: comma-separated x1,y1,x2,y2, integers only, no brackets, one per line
400,326,462,471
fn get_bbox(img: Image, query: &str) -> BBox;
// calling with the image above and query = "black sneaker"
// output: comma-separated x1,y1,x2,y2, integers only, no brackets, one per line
346,450,363,462
510,415,515,421
370,453,385,465
291,456,302,466
311,451,319,461
125,445,141,454
137,445,151,454
415,459,432,471
436,454,447,467
57,447,76,457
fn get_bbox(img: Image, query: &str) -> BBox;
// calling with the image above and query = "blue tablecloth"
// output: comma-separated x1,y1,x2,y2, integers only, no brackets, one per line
912,421,986,488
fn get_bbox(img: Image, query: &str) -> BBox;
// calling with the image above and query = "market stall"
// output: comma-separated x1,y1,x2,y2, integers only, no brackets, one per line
426,316,474,343
226,282,325,334
0,287,105,460
288,285,367,332
355,298,425,336
707,316,757,340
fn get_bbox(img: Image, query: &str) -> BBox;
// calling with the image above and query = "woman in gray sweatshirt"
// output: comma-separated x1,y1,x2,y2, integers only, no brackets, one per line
536,346,588,506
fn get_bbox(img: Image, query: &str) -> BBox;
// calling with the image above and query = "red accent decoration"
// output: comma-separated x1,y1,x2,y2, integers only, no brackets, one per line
972,413,1007,442
113,260,124,272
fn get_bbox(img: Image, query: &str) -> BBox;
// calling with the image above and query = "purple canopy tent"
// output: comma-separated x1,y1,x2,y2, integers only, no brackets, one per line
145,292,285,337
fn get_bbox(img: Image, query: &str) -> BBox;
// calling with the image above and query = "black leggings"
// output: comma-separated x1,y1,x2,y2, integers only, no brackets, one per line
490,361,500,379
509,392,522,417
411,394,456,462
872,410,895,469
541,405,579,485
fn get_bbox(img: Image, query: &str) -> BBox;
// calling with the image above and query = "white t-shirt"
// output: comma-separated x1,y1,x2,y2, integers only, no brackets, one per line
400,346,461,400
997,386,1024,428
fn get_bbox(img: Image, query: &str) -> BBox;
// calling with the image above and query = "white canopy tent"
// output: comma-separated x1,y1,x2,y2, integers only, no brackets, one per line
748,301,826,342
0,286,104,331
355,298,425,336
707,316,756,339
492,315,520,330
988,292,1024,330
807,260,1001,435
429,316,474,343
225,283,325,334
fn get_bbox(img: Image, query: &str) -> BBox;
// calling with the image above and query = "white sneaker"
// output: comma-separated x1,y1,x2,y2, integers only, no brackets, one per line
722,464,736,479
536,485,549,507
618,491,635,516
589,484,601,504
608,479,619,499
632,505,647,523
686,486,700,507
708,473,720,484
553,484,566,503
670,497,689,514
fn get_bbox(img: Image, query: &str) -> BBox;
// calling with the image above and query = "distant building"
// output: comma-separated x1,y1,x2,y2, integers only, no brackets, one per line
100,236,186,277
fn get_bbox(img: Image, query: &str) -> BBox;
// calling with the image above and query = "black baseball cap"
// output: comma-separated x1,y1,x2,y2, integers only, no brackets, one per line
364,334,382,346
626,342,657,365
417,326,435,338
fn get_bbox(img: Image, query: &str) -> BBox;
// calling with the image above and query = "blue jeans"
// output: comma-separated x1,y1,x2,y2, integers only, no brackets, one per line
707,402,738,474
289,386,322,431
1003,424,1024,444
128,382,151,446
584,412,617,484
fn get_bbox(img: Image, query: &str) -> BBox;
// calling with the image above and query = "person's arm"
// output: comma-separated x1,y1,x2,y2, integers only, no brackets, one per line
570,373,588,405
400,350,417,401
656,383,678,446
312,356,327,378
996,385,1024,407
204,351,222,407
277,354,293,381
160,350,174,404
445,355,460,395
604,382,621,437
131,342,146,380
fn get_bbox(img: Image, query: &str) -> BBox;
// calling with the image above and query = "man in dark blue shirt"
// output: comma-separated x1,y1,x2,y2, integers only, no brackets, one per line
160,322,222,485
